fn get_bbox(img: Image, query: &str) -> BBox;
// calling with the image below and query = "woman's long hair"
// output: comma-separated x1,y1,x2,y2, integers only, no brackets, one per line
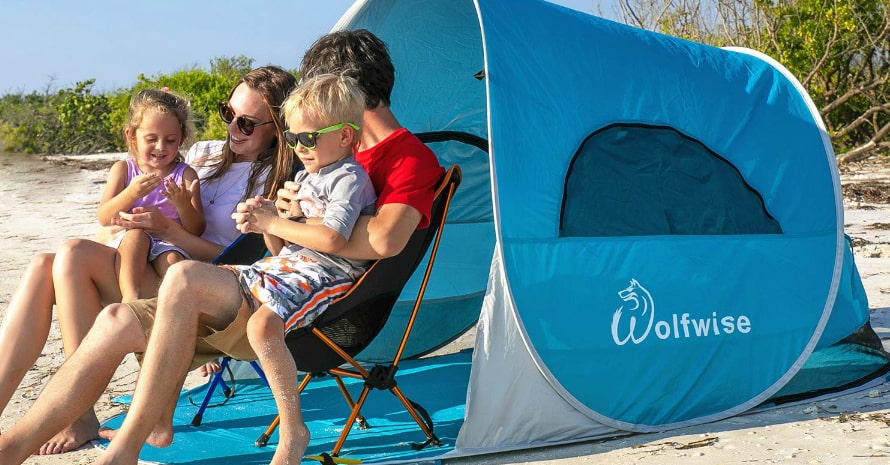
202,66,299,201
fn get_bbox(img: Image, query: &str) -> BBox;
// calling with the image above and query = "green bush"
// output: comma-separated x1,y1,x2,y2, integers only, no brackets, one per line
56,80,115,154
0,55,290,155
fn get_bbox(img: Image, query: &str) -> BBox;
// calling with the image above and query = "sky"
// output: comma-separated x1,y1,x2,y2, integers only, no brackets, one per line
0,0,619,95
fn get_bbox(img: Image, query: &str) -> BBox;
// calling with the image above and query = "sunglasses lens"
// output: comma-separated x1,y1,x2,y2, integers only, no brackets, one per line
283,132,317,149
284,132,298,149
299,133,316,149
236,117,256,136
218,103,234,124
219,103,262,136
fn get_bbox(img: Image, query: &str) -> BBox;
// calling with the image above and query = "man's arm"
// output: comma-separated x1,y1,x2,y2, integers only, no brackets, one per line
335,203,422,261
276,185,424,261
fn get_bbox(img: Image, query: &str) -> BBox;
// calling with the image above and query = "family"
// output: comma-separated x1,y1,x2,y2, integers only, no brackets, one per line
0,29,444,465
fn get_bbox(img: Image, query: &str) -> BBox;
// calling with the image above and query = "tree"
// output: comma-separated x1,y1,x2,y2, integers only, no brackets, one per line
615,0,890,164
0,55,257,155
210,55,255,78
0,91,56,154
55,79,115,154
0,79,115,155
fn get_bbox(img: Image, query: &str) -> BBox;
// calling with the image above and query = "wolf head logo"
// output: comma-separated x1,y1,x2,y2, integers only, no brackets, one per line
611,279,655,345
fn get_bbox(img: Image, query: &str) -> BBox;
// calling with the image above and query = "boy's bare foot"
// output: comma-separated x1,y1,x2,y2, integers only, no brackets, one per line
198,359,222,377
97,423,174,449
36,414,100,455
271,423,310,465
91,447,141,465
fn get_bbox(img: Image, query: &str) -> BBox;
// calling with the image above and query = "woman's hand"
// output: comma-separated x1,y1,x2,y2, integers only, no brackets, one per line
233,197,279,234
113,206,176,238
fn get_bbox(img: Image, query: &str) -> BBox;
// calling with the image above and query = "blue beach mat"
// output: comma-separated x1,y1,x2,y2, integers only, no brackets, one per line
98,350,472,464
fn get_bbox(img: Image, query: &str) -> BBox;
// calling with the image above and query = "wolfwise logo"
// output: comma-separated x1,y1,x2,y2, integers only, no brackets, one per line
610,279,752,346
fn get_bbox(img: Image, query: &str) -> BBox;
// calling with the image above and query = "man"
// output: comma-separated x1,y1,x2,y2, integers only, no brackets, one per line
0,29,443,465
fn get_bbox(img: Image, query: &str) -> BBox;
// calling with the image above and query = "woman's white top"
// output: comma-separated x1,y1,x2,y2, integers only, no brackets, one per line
186,140,269,248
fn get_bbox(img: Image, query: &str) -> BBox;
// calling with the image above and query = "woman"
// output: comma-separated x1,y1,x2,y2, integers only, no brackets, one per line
0,65,297,454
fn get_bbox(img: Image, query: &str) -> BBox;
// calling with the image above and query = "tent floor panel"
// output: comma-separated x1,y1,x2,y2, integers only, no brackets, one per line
97,350,473,465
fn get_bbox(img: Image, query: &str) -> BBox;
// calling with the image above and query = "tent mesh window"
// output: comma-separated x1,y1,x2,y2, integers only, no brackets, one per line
560,124,782,237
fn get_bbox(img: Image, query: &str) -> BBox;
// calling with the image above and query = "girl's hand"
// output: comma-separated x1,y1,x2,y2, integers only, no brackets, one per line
124,173,162,198
275,181,302,218
161,177,197,209
233,196,278,234
113,206,175,238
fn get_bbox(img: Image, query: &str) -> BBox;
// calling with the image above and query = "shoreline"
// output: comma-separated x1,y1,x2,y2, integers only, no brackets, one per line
1,154,890,464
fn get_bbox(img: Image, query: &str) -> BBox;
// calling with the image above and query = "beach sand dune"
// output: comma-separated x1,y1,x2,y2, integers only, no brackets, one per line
1,153,890,464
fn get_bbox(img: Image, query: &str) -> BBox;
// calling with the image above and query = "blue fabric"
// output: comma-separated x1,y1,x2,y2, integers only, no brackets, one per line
506,233,835,425
770,341,890,401
338,0,873,432
473,0,843,428
98,351,472,464
343,0,493,361
816,236,871,348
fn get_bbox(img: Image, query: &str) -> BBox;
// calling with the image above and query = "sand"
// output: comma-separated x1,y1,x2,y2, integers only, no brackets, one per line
1,152,890,464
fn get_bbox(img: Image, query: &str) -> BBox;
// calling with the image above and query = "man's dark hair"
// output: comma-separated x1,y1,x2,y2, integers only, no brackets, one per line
300,29,395,110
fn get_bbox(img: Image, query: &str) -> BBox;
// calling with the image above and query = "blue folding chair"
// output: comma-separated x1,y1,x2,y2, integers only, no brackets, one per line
189,232,270,426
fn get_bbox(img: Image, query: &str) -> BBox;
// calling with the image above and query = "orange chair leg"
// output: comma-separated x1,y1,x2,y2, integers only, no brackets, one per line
390,385,436,440
333,375,369,429
332,386,373,456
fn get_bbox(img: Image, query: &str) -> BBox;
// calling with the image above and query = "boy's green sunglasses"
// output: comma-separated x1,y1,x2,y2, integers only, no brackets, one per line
283,122,359,150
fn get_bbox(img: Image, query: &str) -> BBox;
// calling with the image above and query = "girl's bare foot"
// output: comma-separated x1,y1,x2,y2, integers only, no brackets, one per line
36,414,100,455
198,359,222,377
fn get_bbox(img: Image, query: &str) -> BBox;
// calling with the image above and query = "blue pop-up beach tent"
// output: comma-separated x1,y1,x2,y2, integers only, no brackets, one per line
107,1,890,463
337,0,890,455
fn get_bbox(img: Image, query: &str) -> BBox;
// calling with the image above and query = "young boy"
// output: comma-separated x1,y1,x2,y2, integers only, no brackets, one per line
228,73,377,463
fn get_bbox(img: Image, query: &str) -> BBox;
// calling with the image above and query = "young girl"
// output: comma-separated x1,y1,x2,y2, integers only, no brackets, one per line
98,89,204,302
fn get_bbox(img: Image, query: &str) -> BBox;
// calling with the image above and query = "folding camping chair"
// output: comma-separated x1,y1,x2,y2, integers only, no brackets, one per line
256,164,460,456
187,232,270,424
190,164,462,458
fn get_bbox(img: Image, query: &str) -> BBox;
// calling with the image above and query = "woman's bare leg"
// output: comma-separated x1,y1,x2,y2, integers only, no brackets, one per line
53,238,159,356
38,238,160,455
0,253,57,417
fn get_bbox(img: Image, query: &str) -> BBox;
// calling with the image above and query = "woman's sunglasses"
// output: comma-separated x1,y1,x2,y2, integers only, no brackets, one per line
217,102,274,136
283,122,359,150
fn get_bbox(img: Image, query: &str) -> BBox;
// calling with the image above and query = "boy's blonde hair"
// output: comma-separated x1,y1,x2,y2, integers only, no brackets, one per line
124,88,195,157
281,73,365,136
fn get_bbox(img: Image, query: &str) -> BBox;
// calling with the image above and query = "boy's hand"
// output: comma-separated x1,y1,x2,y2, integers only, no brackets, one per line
161,177,197,209
124,173,162,198
233,196,278,234
275,181,302,218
